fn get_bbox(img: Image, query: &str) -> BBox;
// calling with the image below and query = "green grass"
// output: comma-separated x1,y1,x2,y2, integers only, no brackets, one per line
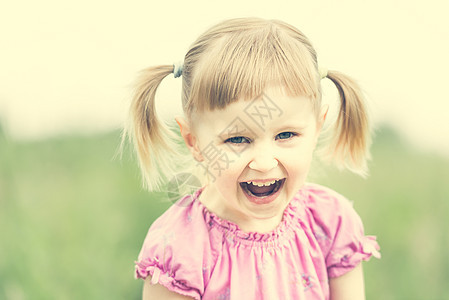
0,126,448,299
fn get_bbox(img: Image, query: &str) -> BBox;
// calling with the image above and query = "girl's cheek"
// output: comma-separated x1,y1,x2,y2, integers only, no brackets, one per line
225,146,252,165
278,148,304,164
202,147,248,181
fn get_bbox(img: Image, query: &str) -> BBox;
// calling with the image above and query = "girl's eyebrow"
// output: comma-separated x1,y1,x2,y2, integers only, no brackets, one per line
219,129,250,138
276,123,308,131
218,123,256,137
217,122,308,139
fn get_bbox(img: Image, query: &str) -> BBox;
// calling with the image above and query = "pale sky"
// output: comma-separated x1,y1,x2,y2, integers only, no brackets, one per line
1,0,448,156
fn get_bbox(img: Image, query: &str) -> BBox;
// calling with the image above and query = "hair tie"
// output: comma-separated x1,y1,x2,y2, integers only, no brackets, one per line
318,66,328,79
173,61,183,78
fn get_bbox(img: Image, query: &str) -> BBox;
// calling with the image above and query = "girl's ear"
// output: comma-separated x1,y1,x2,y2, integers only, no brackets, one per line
175,116,204,162
317,104,329,131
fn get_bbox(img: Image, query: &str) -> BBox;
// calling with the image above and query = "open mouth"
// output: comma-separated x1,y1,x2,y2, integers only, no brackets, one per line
239,179,285,198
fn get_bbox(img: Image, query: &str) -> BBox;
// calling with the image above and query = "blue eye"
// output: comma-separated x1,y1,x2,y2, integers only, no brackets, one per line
276,132,297,140
225,136,250,144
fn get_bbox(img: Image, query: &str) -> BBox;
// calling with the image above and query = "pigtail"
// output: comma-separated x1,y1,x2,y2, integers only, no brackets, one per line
122,65,183,191
325,70,371,176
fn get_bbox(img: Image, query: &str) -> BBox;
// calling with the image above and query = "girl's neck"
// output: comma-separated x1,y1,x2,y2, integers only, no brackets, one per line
198,185,284,234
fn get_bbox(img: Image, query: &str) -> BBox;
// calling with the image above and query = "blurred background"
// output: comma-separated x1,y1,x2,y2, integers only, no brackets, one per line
1,0,448,299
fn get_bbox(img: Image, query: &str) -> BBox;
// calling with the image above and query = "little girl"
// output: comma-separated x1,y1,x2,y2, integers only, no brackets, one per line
127,17,380,300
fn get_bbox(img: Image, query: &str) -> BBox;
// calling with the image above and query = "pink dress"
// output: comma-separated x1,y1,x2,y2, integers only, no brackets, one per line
135,183,380,300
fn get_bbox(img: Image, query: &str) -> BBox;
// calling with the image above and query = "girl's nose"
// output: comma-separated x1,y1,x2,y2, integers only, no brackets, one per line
248,145,278,172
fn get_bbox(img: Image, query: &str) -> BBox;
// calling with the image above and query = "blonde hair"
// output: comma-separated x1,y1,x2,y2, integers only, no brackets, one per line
123,17,371,190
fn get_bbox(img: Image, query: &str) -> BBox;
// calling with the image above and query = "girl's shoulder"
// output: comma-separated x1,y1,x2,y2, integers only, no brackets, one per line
145,190,209,237
300,182,357,221
134,190,218,299
298,182,364,240
299,183,380,278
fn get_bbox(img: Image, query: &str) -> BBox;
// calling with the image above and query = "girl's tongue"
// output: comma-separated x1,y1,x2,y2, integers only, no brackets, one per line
240,180,284,198
246,184,275,196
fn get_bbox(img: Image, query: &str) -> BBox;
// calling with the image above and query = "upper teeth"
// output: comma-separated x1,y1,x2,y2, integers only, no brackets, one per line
246,180,277,187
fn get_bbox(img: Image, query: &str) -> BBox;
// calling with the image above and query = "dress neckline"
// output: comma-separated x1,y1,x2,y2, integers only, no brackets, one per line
192,187,306,246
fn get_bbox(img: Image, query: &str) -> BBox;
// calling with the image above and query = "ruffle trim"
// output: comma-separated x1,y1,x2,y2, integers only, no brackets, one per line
134,258,201,300
327,235,381,278
195,187,306,246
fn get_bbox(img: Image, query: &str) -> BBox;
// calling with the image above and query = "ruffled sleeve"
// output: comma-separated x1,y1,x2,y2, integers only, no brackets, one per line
302,183,381,278
134,192,218,300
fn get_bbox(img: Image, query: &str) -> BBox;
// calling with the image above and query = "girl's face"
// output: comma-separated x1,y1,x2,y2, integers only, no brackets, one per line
180,86,326,232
